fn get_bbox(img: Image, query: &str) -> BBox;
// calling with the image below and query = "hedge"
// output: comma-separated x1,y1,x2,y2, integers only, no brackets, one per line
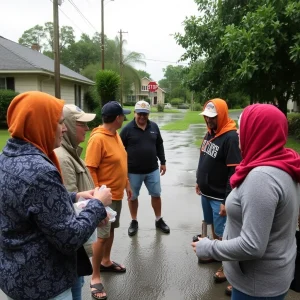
0,89,19,127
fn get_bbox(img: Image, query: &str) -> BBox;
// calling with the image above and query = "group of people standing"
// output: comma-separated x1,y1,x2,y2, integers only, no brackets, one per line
0,91,300,300
194,99,300,299
0,92,169,300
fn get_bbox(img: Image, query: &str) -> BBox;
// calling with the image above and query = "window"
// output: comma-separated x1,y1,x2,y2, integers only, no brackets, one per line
141,85,148,91
0,77,15,91
127,95,136,101
74,84,82,107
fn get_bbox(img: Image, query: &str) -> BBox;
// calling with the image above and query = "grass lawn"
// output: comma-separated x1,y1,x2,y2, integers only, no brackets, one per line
161,110,205,130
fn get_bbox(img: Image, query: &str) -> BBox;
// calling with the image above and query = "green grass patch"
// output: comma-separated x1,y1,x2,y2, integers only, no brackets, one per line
161,110,204,130
286,136,300,153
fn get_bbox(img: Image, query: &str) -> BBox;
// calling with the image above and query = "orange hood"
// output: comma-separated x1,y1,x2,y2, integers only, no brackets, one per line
7,91,64,176
202,98,237,137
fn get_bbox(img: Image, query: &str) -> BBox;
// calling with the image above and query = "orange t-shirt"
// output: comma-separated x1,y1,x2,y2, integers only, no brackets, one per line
85,126,128,200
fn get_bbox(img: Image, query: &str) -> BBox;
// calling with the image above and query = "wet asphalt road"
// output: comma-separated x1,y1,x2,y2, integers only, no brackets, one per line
1,110,299,300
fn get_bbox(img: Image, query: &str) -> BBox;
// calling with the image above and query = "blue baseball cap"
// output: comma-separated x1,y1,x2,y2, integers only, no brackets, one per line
101,101,131,116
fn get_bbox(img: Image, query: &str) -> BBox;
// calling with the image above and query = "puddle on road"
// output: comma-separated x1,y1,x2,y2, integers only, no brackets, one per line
150,112,207,188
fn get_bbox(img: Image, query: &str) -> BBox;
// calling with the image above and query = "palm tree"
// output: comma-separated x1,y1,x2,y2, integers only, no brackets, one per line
81,36,146,104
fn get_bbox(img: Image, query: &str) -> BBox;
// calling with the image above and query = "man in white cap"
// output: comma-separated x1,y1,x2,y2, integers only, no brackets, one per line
120,100,170,237
195,98,241,291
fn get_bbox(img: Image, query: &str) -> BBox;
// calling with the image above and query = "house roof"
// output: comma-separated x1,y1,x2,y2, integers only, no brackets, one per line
0,36,94,85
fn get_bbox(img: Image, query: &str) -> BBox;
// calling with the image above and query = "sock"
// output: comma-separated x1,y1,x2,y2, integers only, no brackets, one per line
155,216,162,221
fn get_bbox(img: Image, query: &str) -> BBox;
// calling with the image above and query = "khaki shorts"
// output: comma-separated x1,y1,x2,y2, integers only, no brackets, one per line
97,200,122,239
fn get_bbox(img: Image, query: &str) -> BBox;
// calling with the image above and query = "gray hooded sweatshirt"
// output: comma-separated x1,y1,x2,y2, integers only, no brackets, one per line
196,166,300,297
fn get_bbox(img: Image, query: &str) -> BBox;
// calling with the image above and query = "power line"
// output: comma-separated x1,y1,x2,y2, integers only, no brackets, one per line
144,58,189,65
49,0,85,34
59,6,85,34
68,0,98,32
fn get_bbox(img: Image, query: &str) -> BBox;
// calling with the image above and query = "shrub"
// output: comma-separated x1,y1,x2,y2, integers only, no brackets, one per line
191,103,202,111
170,98,183,106
88,106,102,130
157,103,164,112
288,114,300,140
84,87,99,111
123,101,136,106
0,89,19,127
95,70,120,107
178,103,190,109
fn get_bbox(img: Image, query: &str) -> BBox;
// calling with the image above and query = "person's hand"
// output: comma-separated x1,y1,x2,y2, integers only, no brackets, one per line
76,189,94,201
98,216,109,227
219,204,226,217
195,184,201,195
126,186,133,201
191,237,203,252
160,165,166,176
93,187,112,207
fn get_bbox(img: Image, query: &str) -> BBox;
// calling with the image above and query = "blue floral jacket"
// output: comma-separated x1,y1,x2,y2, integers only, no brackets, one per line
0,138,107,300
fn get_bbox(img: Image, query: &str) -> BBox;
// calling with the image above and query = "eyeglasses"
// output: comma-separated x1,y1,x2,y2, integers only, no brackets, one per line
76,122,88,128
137,113,149,117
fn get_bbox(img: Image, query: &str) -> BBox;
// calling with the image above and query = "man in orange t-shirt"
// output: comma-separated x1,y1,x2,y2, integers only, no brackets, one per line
85,101,132,300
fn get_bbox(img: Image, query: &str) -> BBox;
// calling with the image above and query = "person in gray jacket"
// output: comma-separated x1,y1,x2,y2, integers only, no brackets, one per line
55,104,105,300
192,104,300,299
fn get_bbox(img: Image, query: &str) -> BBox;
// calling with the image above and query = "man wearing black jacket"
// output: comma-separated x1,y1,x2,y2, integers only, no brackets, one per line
120,100,170,236
196,98,241,286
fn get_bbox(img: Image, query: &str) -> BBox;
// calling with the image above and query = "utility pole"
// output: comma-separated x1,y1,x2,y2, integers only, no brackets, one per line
119,29,128,105
101,0,105,70
53,0,61,98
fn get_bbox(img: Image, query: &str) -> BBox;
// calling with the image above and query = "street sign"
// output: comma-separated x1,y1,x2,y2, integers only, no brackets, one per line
148,81,158,92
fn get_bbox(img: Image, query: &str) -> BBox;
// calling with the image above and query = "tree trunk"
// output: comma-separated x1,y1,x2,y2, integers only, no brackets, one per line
277,96,287,117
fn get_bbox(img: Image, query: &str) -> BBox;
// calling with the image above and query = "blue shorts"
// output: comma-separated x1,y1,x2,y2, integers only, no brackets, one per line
128,169,161,200
201,195,226,238
232,288,287,300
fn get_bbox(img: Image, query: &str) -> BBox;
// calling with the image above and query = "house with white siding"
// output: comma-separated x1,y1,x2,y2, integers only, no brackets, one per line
125,77,166,106
0,36,94,108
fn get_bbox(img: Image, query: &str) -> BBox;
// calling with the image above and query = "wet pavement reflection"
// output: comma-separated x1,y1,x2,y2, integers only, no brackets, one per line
0,111,298,300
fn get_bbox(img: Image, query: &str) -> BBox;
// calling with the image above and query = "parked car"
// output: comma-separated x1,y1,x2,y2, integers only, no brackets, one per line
164,103,172,109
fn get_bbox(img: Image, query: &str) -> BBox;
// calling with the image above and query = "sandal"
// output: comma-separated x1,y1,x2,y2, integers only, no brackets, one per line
100,261,126,273
225,285,232,296
213,265,227,283
90,283,107,300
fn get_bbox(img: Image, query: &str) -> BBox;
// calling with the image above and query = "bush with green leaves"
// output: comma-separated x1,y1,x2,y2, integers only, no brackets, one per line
95,70,120,107
191,103,202,111
0,90,19,126
288,114,300,140
157,103,164,112
83,87,99,111
170,98,183,106
88,106,102,130
123,101,136,106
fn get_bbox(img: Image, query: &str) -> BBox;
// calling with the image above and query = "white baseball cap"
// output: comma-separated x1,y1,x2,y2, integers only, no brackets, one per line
135,100,150,113
200,102,218,118
64,104,96,122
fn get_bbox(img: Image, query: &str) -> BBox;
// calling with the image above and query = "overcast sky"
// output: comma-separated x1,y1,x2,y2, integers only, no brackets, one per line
1,0,199,81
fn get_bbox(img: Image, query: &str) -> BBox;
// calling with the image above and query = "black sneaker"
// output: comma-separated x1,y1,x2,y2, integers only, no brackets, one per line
155,218,170,234
128,220,138,236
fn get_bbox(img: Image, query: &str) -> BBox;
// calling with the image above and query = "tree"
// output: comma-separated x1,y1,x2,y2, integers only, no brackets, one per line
158,65,191,103
18,25,45,50
19,23,75,54
95,70,120,107
136,70,151,79
175,0,300,114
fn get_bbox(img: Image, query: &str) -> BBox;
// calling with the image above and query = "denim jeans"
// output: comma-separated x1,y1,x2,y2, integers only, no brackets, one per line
71,276,84,300
7,288,72,300
232,288,287,300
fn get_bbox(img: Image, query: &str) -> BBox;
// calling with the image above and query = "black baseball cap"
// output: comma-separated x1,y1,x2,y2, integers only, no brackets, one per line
101,101,131,116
